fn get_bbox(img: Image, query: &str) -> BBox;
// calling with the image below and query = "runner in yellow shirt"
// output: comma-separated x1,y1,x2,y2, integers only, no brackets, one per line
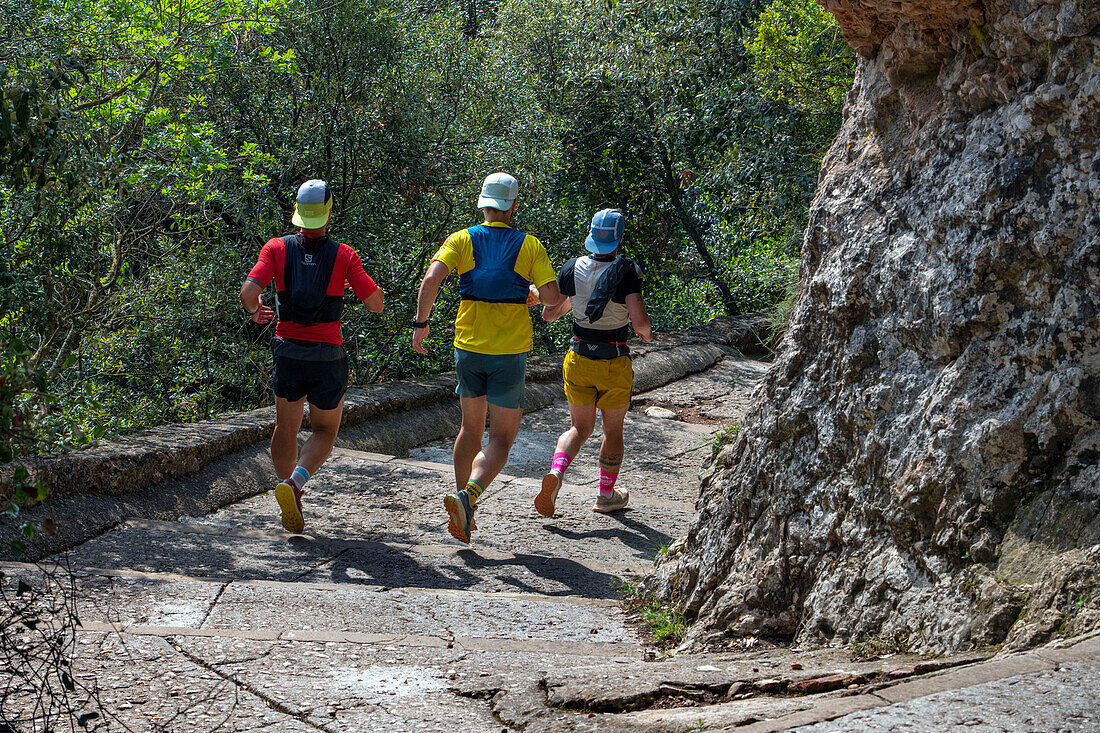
412,172,565,543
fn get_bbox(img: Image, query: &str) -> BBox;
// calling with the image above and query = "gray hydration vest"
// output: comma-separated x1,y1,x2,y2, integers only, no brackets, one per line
563,255,641,359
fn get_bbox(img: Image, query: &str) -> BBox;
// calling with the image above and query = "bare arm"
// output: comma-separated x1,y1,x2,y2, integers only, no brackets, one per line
412,260,450,354
535,280,564,309
362,287,384,313
240,280,274,324
625,292,652,342
542,295,572,322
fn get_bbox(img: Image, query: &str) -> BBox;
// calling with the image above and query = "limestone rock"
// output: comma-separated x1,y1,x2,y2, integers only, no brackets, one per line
649,0,1100,653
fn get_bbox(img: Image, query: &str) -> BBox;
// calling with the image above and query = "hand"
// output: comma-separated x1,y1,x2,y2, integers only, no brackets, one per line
526,283,541,307
412,325,430,354
251,304,275,324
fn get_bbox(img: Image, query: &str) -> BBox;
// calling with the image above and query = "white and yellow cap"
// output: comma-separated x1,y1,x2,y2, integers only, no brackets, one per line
291,179,332,228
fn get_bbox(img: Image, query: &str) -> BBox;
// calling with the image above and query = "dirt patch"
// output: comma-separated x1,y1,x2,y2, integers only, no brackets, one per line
630,398,724,426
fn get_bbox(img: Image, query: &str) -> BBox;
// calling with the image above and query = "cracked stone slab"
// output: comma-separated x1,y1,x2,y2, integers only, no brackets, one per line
201,581,641,645
630,357,770,425
167,637,644,732
5,633,322,733
61,522,653,599
66,525,348,582
794,657,1100,732
538,646,989,714
300,542,635,598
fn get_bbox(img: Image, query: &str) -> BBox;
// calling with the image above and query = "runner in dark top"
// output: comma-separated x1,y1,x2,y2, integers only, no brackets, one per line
537,208,652,516
240,179,384,533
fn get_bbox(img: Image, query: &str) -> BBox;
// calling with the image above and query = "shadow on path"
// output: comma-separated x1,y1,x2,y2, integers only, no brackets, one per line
542,510,673,560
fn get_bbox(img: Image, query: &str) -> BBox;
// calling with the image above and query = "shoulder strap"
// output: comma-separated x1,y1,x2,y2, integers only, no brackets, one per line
281,234,301,291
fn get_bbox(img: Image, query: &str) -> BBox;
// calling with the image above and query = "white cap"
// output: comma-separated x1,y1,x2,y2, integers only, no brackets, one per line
477,172,519,211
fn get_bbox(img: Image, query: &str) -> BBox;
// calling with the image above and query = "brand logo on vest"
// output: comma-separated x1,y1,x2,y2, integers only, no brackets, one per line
304,253,314,265
586,343,598,352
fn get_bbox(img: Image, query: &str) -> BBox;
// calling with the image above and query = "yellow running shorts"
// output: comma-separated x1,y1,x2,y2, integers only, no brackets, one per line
562,350,634,410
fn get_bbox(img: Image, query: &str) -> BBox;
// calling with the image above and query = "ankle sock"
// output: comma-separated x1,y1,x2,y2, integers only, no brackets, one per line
462,479,485,505
286,466,310,491
599,468,618,496
550,451,572,478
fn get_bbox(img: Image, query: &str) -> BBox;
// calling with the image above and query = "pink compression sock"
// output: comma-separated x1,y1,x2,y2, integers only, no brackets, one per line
550,452,572,476
599,469,618,496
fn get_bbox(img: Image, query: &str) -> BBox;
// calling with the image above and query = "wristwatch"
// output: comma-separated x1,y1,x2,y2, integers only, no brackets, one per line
412,319,428,329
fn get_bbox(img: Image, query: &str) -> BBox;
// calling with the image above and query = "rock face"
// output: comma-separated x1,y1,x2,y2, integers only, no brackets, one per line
650,0,1100,652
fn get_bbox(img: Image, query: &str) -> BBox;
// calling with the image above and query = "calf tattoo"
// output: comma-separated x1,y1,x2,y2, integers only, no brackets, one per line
600,452,623,469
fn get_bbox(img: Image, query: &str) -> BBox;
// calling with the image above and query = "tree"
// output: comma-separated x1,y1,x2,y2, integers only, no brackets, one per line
745,0,855,115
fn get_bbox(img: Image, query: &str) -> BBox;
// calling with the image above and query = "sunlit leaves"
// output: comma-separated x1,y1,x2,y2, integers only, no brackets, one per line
1,0,850,446
744,0,854,115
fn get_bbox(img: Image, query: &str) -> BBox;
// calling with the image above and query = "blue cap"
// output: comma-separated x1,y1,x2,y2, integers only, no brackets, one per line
585,208,624,254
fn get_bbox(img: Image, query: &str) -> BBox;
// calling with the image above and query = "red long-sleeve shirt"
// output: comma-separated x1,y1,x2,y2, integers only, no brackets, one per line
247,232,378,344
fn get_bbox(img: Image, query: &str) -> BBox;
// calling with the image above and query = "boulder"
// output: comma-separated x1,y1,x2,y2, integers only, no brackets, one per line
649,0,1100,653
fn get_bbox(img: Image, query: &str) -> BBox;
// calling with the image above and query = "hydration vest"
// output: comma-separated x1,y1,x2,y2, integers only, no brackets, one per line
564,255,639,360
274,234,344,326
457,225,530,304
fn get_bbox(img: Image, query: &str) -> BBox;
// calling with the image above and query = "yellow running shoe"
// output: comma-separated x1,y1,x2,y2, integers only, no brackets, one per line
275,481,304,533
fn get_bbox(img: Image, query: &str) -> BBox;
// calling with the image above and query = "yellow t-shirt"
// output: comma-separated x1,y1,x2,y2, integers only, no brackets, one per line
432,222,556,355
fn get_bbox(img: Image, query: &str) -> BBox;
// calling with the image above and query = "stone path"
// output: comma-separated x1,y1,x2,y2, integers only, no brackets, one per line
0,356,755,730
4,353,1099,731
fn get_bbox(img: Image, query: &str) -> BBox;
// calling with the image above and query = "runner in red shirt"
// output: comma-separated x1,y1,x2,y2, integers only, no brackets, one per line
240,180,384,533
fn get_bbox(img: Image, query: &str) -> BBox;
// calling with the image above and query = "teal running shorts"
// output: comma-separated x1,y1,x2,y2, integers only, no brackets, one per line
454,348,528,409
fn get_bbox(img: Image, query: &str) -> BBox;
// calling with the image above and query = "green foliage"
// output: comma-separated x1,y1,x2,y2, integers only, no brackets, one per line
767,262,801,346
616,579,687,647
711,422,740,459
1,0,852,448
0,340,53,556
745,0,855,115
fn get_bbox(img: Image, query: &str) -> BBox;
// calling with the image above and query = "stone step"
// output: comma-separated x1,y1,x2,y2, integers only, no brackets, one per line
4,559,642,647
73,620,639,658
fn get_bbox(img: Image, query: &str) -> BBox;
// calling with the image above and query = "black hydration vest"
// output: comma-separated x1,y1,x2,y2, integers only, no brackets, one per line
274,234,344,326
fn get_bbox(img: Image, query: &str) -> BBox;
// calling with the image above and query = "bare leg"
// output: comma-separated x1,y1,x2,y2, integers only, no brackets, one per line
273,397,344,534
536,402,598,517
453,397,488,491
444,401,520,544
553,402,597,461
272,397,306,479
469,402,523,490
598,407,629,478
298,401,345,475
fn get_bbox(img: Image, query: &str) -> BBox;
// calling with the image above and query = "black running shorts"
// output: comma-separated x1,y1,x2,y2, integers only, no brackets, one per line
271,338,349,410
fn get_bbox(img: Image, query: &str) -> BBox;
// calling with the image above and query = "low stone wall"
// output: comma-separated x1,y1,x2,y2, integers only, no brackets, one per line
3,316,765,560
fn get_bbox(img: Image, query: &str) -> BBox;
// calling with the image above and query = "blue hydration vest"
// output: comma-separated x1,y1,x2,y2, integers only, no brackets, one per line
457,225,530,304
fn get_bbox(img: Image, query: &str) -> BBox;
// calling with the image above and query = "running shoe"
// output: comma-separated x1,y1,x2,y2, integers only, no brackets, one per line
274,481,305,533
593,488,629,514
444,491,476,543
535,472,562,518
